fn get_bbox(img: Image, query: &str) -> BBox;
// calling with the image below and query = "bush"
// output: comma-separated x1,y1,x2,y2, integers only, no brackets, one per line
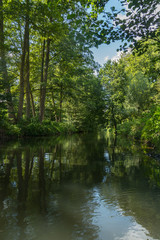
19,119,77,136
55,122,77,134
1,117,79,138
0,119,21,137
117,117,145,139
142,106,160,144
20,120,59,136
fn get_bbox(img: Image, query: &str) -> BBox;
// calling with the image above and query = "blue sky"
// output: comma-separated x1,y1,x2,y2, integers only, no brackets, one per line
91,0,160,66
91,0,124,66
91,41,122,66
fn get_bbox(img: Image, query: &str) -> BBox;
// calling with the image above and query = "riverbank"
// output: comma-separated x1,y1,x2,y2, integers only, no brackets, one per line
0,120,78,139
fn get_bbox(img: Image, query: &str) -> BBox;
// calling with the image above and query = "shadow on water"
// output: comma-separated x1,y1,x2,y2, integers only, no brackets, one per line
0,132,160,240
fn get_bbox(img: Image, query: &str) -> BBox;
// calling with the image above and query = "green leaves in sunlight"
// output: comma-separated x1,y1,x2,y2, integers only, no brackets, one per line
114,0,160,50
0,0,160,139
142,107,160,144
99,33,160,145
1,0,111,135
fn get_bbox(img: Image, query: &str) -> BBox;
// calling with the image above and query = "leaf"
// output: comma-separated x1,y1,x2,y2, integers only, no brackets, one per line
67,13,76,19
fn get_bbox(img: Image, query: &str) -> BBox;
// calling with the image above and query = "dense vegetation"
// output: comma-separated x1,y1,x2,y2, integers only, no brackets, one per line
99,32,160,145
0,0,159,145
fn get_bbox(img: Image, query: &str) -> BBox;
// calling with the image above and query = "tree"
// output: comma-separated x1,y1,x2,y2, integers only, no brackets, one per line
39,38,51,122
0,0,16,122
124,72,151,114
99,59,128,133
99,33,160,142
17,0,31,121
122,0,159,49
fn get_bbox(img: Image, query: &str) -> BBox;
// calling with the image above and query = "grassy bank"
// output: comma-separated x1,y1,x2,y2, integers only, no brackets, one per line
0,119,79,139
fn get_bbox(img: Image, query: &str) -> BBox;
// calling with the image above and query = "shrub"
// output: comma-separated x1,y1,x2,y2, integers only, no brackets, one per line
20,121,58,136
142,106,160,144
19,119,77,136
117,117,145,139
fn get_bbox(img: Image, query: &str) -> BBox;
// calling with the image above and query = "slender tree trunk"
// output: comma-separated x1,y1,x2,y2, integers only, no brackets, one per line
111,105,117,136
39,38,50,122
25,4,30,119
51,91,58,122
39,39,45,121
17,0,30,121
30,84,36,117
17,151,24,202
0,0,16,122
50,145,57,180
39,147,46,213
24,147,30,200
17,26,27,121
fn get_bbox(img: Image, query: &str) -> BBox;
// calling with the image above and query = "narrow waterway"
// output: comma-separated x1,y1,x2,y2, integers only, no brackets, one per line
0,133,160,240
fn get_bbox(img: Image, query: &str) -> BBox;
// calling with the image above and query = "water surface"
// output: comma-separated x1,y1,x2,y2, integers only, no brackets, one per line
0,133,160,240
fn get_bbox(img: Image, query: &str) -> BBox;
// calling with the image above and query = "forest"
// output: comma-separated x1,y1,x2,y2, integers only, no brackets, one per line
0,0,160,145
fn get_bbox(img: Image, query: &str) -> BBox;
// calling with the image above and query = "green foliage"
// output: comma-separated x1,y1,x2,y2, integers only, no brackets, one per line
56,122,77,134
116,0,160,50
1,0,160,140
142,107,160,143
18,119,56,136
99,59,128,131
0,115,20,137
17,119,78,136
100,35,160,145
117,118,145,139
125,72,152,113
1,0,115,136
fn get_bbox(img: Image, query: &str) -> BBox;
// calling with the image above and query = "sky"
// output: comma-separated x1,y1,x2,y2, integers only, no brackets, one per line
91,41,122,66
91,1,160,66
91,0,124,66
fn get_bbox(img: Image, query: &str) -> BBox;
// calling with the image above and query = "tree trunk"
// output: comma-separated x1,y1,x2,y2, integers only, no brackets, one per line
0,0,16,122
17,24,27,121
51,91,58,122
25,4,30,120
111,105,117,135
39,38,50,122
17,0,30,121
39,39,45,122
24,147,30,200
39,147,46,213
30,84,36,117
17,151,24,202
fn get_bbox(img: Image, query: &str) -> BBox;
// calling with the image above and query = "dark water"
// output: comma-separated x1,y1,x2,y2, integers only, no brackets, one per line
0,133,160,240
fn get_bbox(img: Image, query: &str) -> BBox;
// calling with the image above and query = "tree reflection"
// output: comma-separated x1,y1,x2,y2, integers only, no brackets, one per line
0,134,107,240
0,133,160,240
103,134,160,239
39,147,46,214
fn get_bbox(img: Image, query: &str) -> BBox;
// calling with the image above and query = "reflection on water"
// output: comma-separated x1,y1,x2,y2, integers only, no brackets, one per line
0,133,160,240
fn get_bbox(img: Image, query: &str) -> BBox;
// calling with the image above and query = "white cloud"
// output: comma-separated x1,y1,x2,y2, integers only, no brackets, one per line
111,47,132,62
93,70,98,76
118,222,151,240
117,13,127,20
111,51,123,62
104,56,109,62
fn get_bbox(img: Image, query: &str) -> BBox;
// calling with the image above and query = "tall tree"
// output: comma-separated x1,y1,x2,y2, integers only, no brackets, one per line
25,0,31,119
39,38,50,122
17,0,31,121
0,0,16,121
99,59,128,132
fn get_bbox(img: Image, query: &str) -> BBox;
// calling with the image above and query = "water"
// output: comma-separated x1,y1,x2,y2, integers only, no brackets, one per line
0,133,160,240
